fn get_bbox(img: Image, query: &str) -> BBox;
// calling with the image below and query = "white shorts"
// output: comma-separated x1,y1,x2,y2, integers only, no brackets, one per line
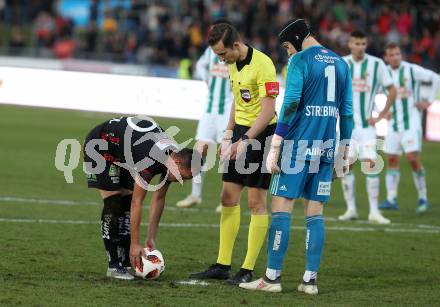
348,127,377,161
384,129,422,155
195,112,229,144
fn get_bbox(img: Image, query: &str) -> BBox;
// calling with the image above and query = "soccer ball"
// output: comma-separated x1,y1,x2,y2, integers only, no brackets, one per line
134,249,165,280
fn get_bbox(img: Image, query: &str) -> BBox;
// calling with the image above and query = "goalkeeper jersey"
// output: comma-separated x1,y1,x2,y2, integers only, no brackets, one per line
279,46,352,163
387,61,440,132
343,54,393,129
195,47,233,116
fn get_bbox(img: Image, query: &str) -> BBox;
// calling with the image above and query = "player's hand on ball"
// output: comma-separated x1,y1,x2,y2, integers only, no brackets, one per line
145,238,156,251
130,243,146,270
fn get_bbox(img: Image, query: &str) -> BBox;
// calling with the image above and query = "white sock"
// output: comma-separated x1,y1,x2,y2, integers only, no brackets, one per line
341,172,356,212
412,169,427,200
366,175,380,215
265,268,281,280
191,170,205,198
386,169,400,203
303,270,317,282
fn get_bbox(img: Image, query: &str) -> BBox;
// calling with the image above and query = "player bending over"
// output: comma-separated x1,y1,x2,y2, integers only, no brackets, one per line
84,116,201,280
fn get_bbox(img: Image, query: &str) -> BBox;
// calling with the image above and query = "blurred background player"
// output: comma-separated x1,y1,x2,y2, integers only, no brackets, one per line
176,20,233,210
338,30,397,224
84,116,200,280
189,22,278,285
239,19,353,294
379,43,440,213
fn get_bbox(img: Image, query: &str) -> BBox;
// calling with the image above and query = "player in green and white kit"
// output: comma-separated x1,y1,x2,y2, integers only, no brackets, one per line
176,32,233,210
379,43,440,213
339,31,397,224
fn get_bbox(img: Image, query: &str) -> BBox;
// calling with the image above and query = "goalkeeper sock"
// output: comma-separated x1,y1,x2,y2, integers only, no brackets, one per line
305,215,324,274
386,169,400,203
102,194,122,267
118,194,132,267
242,214,269,270
266,212,291,278
412,169,427,200
216,205,240,266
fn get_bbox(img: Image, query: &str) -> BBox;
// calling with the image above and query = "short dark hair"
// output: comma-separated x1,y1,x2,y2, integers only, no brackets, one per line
208,23,240,48
385,42,400,51
350,30,366,39
174,148,202,176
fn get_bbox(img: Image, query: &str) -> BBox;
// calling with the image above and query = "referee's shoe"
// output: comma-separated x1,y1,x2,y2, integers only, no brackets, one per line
189,263,231,280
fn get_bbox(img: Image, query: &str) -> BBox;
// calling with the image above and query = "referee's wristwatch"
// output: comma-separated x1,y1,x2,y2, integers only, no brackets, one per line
241,134,250,141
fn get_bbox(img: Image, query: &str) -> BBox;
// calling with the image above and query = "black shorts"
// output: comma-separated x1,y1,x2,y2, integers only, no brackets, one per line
83,125,134,191
222,124,275,189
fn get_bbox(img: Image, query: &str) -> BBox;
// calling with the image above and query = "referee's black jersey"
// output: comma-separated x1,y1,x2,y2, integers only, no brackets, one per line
85,116,177,183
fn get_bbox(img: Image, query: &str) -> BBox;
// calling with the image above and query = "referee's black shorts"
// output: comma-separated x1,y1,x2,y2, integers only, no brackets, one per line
222,124,275,189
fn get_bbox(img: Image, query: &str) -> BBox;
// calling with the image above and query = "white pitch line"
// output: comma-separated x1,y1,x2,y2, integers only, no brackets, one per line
0,217,439,234
2,196,440,231
175,280,210,286
0,196,213,213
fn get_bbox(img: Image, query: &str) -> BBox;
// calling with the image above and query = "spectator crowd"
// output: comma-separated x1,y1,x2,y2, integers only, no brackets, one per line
2,0,440,74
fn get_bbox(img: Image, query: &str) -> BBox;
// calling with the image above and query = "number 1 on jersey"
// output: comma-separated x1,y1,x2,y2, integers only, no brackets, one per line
325,65,335,102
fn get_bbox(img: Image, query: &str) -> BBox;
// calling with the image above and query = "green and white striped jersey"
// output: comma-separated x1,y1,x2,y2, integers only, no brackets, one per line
387,61,440,132
195,47,233,115
343,54,393,129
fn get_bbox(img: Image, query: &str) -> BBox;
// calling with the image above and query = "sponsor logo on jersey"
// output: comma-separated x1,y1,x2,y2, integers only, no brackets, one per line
302,147,335,160
87,173,97,182
352,78,371,93
240,89,251,102
109,164,119,177
305,105,339,118
210,63,229,78
265,81,279,95
397,86,412,99
314,54,340,64
317,181,331,196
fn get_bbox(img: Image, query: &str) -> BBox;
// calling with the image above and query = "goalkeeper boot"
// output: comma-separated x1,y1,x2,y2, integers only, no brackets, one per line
225,268,253,286
189,263,231,280
176,195,201,208
239,276,282,293
297,278,318,295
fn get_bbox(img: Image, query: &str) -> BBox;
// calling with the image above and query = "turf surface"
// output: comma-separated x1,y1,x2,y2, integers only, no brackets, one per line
1,105,439,306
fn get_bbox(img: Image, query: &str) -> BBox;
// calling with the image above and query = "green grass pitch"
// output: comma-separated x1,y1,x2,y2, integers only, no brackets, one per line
1,105,439,306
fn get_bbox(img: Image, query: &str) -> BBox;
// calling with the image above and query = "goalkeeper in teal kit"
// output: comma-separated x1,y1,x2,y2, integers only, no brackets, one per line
239,19,353,294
